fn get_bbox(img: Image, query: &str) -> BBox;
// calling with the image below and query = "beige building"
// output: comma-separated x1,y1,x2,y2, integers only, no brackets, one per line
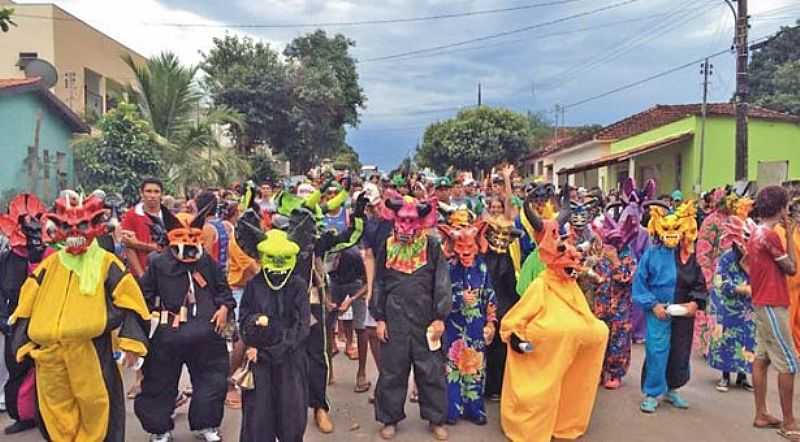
0,0,146,117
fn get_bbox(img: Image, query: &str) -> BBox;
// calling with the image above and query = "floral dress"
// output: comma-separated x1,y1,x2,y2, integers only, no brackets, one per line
695,210,731,356
591,250,636,381
706,249,756,374
444,256,497,422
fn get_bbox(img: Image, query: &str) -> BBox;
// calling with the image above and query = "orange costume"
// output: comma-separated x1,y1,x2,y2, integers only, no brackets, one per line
500,213,608,442
776,224,800,353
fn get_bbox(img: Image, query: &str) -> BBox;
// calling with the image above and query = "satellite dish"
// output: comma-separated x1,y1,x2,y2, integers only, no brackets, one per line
23,59,58,89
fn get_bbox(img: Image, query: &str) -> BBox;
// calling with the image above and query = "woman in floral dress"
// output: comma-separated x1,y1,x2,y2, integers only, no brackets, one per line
591,246,636,389
706,216,755,392
442,241,497,426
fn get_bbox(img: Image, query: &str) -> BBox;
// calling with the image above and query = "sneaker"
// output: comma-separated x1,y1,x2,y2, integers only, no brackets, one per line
715,378,730,392
0,392,5,412
739,379,754,392
150,433,172,442
640,396,659,413
665,390,689,409
194,428,221,442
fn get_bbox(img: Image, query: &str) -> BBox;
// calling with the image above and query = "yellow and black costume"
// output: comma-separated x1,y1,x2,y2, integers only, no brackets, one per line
10,195,150,442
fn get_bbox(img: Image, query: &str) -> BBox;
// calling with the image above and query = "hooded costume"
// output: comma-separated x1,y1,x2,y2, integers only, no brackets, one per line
235,226,310,442
438,214,497,424
500,213,608,442
10,195,150,442
134,204,236,441
237,179,365,425
0,194,47,434
370,196,452,427
634,201,707,413
515,183,567,296
605,178,655,342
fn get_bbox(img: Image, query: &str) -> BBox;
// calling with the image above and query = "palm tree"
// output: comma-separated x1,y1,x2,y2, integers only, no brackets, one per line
123,52,250,192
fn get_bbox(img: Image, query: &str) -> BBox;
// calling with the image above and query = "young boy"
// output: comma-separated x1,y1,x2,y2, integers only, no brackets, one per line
748,186,798,439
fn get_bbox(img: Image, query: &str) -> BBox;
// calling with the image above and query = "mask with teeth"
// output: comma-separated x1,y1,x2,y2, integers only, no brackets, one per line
257,229,300,290
383,196,435,244
647,200,697,250
485,216,521,253
47,195,107,255
153,202,215,263
438,220,488,268
0,193,47,261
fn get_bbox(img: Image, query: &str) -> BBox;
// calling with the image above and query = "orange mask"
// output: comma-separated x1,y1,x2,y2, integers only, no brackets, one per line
439,222,488,268
537,219,583,280
158,203,214,263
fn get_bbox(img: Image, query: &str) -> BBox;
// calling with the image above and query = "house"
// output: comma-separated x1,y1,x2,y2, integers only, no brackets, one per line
525,103,800,196
0,77,90,201
0,0,147,118
521,130,610,188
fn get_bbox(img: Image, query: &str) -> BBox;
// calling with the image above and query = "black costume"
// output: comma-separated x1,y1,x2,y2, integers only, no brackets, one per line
238,273,310,442
370,236,452,425
134,251,235,434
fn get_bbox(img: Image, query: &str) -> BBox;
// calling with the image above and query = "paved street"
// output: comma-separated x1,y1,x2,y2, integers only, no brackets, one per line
1,342,794,442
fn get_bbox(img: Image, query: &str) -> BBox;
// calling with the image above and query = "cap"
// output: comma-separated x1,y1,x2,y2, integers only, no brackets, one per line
297,183,315,198
671,190,684,201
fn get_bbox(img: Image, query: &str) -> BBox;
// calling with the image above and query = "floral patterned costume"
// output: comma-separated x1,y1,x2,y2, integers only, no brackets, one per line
706,249,756,374
694,209,730,356
591,249,636,381
444,256,497,422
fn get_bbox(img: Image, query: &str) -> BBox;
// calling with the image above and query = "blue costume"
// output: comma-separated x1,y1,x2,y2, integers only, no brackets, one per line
633,245,706,403
444,257,497,423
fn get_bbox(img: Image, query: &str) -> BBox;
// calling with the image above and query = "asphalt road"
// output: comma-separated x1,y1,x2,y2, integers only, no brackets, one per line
1,342,795,442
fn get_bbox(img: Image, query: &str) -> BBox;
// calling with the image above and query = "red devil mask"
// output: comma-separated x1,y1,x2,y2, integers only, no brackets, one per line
47,195,107,255
383,196,436,243
0,193,47,261
438,221,488,268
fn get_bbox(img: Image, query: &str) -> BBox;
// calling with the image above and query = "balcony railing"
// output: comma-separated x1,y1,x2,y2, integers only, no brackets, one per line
85,89,103,118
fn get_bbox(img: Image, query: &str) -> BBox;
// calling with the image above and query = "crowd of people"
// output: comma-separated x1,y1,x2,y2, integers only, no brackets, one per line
0,165,798,442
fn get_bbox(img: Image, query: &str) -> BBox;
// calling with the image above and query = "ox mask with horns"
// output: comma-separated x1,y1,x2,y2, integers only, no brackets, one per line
383,196,436,243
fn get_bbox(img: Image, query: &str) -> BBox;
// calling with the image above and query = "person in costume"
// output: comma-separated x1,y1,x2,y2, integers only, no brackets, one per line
515,182,565,296
238,178,366,434
10,194,150,441
779,195,800,354
438,213,497,425
370,196,452,441
589,211,637,390
236,226,310,442
134,203,235,442
499,206,608,442
706,216,756,392
634,200,707,413
695,188,753,357
0,194,47,435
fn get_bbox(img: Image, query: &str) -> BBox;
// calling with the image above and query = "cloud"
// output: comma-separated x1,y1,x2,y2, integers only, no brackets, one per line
15,0,799,170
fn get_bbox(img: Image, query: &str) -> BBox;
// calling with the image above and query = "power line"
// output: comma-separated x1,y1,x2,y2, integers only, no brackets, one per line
359,0,642,63
11,0,590,29
563,34,773,110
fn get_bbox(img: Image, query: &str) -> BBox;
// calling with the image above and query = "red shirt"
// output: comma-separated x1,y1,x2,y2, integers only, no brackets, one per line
747,225,790,307
121,204,155,274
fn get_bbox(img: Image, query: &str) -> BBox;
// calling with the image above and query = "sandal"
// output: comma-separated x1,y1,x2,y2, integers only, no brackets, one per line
754,415,782,429
355,380,372,393
126,384,141,399
225,389,242,409
777,428,800,441
174,392,190,408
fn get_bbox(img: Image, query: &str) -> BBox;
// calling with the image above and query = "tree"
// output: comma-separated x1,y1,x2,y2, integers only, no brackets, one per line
201,35,293,153
332,144,362,171
416,106,530,175
526,111,554,150
0,8,15,33
249,151,280,184
73,103,165,204
749,21,800,115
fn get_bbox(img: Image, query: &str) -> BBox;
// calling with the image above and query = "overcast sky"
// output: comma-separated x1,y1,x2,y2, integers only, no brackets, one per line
15,0,799,170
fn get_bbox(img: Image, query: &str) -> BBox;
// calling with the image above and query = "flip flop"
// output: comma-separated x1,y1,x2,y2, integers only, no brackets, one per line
126,384,141,399
354,381,372,393
409,393,419,403
777,428,800,441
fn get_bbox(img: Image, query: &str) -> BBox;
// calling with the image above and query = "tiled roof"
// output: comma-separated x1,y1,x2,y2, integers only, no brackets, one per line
523,103,799,163
0,77,41,89
595,103,799,141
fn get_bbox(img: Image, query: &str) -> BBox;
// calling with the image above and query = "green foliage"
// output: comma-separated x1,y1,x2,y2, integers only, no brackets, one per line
526,111,554,150
332,144,362,171
0,8,16,33
73,103,165,204
249,151,280,185
749,21,800,115
201,32,366,173
416,106,529,175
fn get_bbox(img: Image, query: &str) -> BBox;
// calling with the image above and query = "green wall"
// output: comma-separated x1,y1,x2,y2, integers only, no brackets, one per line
0,93,76,201
611,117,696,153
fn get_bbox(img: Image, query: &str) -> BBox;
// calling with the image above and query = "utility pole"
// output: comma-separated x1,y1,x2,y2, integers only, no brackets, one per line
554,104,561,144
697,59,713,193
728,0,749,182
477,82,482,107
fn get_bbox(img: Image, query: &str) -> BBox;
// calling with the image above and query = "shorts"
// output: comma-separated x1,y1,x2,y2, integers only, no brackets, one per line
351,298,367,330
364,306,377,328
754,305,799,374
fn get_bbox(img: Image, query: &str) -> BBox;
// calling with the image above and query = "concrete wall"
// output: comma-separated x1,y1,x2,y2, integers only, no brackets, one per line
0,5,56,79
0,92,75,200
550,141,609,188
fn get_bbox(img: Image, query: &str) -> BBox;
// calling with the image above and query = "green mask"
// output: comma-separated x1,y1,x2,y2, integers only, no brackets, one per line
257,230,300,290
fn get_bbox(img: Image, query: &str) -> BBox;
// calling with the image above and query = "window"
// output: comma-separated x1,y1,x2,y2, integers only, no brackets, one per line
56,152,67,191
537,161,544,176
